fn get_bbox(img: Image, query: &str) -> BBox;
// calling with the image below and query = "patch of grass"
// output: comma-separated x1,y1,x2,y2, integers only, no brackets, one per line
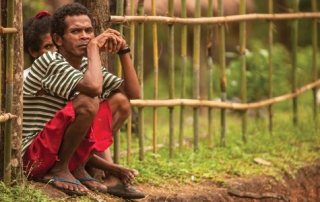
0,181,52,202
117,93,320,188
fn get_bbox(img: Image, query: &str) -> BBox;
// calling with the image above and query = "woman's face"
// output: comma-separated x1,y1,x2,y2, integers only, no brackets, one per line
30,33,57,58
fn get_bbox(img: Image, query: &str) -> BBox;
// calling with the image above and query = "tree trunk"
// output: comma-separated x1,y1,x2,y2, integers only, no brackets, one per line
11,0,23,181
0,0,23,182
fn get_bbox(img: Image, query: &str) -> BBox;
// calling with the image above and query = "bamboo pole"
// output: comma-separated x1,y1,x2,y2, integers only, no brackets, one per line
291,0,299,125
268,0,274,134
168,0,175,158
179,0,187,152
113,0,124,165
207,0,214,149
218,0,227,147
137,0,145,161
239,0,247,143
110,12,320,24
130,79,320,109
193,0,200,152
312,0,318,123
0,27,17,34
126,0,136,165
0,0,2,179
0,113,16,123
151,0,158,155
4,0,14,185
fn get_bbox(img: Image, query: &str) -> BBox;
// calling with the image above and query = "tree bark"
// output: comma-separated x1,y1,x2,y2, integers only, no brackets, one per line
11,0,23,181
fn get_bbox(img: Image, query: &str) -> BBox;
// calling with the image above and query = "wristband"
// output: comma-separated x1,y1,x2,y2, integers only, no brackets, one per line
117,46,130,55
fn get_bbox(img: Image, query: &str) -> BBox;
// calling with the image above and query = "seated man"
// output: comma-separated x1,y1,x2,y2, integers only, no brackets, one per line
22,3,144,198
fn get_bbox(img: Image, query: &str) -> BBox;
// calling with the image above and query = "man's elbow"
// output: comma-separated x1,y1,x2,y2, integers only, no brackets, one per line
86,86,102,97
128,90,141,100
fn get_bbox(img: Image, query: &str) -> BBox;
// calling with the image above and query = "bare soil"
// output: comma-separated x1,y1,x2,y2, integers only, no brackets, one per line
32,160,320,202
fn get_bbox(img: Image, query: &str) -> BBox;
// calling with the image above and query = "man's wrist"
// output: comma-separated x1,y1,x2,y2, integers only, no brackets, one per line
117,45,130,55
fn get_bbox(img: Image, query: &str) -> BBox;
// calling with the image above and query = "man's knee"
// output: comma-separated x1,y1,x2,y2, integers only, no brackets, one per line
73,94,100,119
109,93,131,116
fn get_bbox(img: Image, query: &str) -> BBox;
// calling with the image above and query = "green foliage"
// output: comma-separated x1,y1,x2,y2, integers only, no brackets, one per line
220,41,320,102
0,181,51,202
22,0,52,21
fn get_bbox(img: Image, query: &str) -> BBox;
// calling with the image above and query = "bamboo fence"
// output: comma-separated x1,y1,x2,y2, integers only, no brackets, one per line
110,12,320,24
110,0,320,163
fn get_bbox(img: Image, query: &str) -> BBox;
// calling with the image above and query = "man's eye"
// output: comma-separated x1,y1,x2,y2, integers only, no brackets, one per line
71,29,80,34
85,28,93,34
45,45,53,49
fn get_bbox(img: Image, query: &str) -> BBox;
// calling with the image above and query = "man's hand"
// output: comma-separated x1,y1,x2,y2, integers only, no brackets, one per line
89,28,124,53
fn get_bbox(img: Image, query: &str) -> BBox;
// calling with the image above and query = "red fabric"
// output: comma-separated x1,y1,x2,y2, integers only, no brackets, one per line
35,10,51,19
23,100,113,178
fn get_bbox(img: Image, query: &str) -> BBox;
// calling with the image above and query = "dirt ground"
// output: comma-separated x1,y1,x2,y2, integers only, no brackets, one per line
32,160,320,202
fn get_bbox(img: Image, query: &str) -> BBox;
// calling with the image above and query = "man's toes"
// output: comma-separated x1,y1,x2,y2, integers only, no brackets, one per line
131,169,139,176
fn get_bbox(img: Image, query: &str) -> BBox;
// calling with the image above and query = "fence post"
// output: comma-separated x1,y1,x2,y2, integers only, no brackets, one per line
168,0,175,158
137,0,145,161
112,0,124,164
311,0,318,124
268,0,274,134
218,0,227,147
291,0,299,125
193,0,201,152
179,0,187,152
126,0,136,165
151,0,159,156
4,0,14,184
239,0,247,143
206,0,214,149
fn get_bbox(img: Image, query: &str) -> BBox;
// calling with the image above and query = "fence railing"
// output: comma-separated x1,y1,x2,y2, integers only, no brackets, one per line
109,0,320,164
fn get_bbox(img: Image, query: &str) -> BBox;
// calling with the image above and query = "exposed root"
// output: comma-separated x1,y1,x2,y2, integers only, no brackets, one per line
227,189,290,202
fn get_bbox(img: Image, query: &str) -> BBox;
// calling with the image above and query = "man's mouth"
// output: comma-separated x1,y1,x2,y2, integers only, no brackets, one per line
78,43,88,49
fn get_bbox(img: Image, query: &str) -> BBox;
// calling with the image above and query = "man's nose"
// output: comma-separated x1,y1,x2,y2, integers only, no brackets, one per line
80,30,90,39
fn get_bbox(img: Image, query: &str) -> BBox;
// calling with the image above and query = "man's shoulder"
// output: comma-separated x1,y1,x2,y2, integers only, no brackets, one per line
34,51,60,64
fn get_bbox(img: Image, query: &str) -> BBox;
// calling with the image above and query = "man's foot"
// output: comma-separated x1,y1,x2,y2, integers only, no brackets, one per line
72,164,108,192
103,166,139,187
77,177,108,193
43,168,88,195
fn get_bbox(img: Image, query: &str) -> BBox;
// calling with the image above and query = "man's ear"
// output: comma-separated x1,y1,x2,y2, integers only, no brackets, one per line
52,33,62,46
28,47,39,59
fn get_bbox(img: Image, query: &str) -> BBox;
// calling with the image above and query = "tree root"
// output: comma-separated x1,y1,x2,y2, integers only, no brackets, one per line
227,189,290,202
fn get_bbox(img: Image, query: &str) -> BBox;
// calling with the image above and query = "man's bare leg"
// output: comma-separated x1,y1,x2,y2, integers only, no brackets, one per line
43,94,106,193
87,93,137,186
89,151,138,186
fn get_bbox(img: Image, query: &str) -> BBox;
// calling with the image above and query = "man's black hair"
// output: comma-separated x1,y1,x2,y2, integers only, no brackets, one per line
23,15,52,63
51,2,94,45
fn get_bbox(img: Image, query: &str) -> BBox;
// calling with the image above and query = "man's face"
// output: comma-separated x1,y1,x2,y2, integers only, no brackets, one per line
56,15,94,60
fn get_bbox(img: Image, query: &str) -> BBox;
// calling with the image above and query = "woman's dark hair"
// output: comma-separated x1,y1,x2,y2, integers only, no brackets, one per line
51,2,94,46
23,10,52,63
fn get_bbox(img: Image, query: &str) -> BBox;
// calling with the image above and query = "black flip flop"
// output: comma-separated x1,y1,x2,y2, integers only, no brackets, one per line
30,177,87,196
107,183,146,199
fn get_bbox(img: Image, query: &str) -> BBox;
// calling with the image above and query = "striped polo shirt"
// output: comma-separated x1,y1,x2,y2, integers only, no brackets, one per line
22,51,123,154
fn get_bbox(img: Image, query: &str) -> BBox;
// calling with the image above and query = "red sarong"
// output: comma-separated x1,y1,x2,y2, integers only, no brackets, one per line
23,100,113,178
